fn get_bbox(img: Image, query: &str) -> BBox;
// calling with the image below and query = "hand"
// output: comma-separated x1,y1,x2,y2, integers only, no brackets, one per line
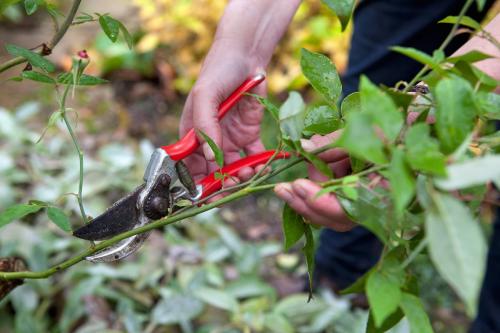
180,44,266,183
178,0,301,183
274,133,356,231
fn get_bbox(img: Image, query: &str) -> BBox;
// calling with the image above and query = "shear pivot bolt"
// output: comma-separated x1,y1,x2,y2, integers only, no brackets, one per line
152,197,169,214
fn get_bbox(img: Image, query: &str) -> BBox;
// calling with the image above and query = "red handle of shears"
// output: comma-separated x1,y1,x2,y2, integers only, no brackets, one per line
197,150,290,199
161,74,266,161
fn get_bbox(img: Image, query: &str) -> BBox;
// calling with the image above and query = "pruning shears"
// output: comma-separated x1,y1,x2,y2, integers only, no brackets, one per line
73,74,290,262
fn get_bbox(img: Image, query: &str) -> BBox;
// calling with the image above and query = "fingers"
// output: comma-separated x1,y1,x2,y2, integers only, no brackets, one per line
191,83,225,162
274,179,355,231
300,132,348,163
244,138,266,156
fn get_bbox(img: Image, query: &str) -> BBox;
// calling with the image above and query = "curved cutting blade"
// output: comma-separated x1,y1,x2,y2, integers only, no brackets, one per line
73,185,145,241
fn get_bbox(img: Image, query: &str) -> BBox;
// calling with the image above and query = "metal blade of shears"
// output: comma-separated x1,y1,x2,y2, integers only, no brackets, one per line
73,185,144,241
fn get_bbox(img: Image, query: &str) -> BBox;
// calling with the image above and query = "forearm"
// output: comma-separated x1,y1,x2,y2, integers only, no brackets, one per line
453,14,500,87
211,0,302,67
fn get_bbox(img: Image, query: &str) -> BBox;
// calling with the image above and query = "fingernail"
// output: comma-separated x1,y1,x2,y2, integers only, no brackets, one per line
203,143,215,161
275,183,293,201
292,181,307,199
300,139,315,152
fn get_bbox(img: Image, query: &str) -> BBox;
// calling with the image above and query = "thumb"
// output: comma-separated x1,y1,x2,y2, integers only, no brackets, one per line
191,85,223,161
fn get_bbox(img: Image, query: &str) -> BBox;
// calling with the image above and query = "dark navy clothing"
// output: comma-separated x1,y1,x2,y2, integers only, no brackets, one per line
470,210,500,333
314,0,499,331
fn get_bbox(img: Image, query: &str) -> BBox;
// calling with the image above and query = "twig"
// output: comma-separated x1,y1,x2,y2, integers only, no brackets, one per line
401,238,428,269
319,164,386,187
59,84,87,223
402,0,475,92
0,184,275,280
0,0,82,74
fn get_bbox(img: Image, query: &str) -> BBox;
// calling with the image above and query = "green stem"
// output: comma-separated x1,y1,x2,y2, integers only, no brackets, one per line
59,84,87,223
401,238,428,269
402,0,475,92
0,184,275,280
0,0,82,74
319,164,386,187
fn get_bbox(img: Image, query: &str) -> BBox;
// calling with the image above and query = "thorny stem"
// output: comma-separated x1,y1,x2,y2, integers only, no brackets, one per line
0,0,82,74
59,84,87,223
402,0,475,93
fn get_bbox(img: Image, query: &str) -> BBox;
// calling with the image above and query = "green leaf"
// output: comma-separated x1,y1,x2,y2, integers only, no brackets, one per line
0,204,44,229
320,0,355,31
404,124,447,176
439,15,482,31
302,223,315,300
282,204,305,250
98,14,120,42
476,0,487,10
56,73,109,86
360,76,404,142
118,21,133,49
298,145,333,177
21,70,55,84
341,268,372,295
475,91,500,120
300,48,342,105
279,91,306,142
194,287,238,313
251,94,279,121
351,186,389,244
0,0,22,14
264,312,294,333
24,0,42,15
448,50,493,64
45,3,63,18
382,87,414,110
73,12,94,25
433,76,477,154
304,105,341,135
400,293,434,333
366,309,404,333
197,130,224,168
5,44,55,72
226,277,275,299
366,261,403,327
7,76,23,82
389,148,415,215
434,155,500,190
46,207,71,232
391,46,442,71
426,192,487,316
340,92,361,117
341,186,358,201
342,248,404,296
471,65,500,89
336,112,387,164
152,293,203,324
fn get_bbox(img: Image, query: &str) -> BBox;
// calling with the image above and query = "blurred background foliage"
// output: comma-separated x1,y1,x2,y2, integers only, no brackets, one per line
131,0,350,93
1,0,497,332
